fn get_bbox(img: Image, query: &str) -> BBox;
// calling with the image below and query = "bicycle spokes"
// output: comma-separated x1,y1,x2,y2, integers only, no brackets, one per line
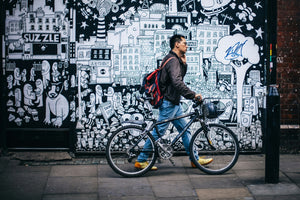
190,123,239,175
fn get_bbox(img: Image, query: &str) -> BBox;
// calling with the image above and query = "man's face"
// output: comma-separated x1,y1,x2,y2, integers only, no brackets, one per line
177,37,188,54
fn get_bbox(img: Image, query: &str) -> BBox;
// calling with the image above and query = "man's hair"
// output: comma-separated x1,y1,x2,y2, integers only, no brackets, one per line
170,34,185,49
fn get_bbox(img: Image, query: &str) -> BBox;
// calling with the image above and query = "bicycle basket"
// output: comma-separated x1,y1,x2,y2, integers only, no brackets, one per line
202,101,225,119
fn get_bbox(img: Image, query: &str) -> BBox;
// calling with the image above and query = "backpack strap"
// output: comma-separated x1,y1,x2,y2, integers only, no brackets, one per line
146,57,174,81
158,57,174,70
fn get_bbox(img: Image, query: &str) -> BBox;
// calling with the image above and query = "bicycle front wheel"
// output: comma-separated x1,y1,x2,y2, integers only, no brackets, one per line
106,125,157,177
190,123,239,175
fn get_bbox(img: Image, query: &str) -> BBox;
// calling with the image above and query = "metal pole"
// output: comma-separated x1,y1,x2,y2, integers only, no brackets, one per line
265,85,280,183
265,0,280,183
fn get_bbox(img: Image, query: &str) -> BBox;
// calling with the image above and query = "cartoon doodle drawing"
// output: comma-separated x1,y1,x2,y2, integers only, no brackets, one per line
215,33,260,123
236,2,256,22
70,75,76,87
87,93,96,113
112,92,122,110
80,71,89,88
124,92,131,109
13,68,21,86
63,80,69,91
51,62,61,82
23,83,36,106
42,60,51,89
7,75,13,89
21,69,27,82
44,82,69,127
30,67,36,82
14,88,22,107
34,79,44,107
104,86,114,105
95,85,103,104
200,0,232,17
17,107,25,117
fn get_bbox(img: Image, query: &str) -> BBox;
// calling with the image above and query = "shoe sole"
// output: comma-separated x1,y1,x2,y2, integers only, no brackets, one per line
191,159,213,168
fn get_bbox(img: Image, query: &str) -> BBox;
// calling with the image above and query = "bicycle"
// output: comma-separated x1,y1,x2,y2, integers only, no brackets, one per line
106,97,240,177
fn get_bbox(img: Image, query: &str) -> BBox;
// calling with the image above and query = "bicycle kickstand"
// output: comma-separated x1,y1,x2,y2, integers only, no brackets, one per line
169,158,175,166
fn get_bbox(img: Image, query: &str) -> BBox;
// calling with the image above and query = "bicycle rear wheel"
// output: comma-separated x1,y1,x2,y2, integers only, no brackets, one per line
190,123,239,175
106,125,157,177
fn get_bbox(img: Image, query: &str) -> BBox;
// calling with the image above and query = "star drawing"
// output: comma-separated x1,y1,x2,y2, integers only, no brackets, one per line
232,23,243,32
255,27,264,39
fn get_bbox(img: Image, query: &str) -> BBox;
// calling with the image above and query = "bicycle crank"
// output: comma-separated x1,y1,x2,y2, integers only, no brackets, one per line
157,143,173,160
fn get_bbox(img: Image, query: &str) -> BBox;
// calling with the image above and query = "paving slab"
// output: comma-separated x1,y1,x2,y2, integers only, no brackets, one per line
151,180,197,198
98,176,153,198
0,171,48,200
50,165,97,177
196,188,253,200
247,183,300,196
45,177,98,194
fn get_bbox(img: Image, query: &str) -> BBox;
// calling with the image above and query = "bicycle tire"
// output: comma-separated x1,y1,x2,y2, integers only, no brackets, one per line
190,123,239,175
106,125,157,177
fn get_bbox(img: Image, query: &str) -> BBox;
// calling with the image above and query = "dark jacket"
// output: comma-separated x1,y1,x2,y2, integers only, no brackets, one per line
159,51,196,105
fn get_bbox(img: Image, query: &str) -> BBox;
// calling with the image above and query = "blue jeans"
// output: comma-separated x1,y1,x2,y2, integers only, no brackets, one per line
137,99,199,162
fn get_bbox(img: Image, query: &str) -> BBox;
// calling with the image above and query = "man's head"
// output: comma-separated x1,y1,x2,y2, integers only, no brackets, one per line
170,34,188,55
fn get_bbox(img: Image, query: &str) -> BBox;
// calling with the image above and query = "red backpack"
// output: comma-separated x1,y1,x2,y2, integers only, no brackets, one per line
141,57,174,108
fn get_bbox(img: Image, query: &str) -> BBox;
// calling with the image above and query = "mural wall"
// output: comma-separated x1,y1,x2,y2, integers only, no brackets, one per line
2,0,267,152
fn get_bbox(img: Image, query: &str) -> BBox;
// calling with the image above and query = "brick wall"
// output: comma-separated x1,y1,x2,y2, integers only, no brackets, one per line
277,0,300,125
277,0,300,153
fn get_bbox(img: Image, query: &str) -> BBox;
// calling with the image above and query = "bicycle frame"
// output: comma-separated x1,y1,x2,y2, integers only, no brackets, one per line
152,112,198,146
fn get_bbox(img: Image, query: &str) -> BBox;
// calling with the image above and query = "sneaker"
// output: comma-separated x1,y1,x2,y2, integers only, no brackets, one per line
191,157,213,168
134,161,158,171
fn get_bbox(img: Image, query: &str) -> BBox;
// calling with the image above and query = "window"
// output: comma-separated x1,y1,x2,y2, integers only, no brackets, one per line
39,25,43,30
30,25,35,30
78,51,84,58
30,14,35,23
38,18,42,23
199,31,204,37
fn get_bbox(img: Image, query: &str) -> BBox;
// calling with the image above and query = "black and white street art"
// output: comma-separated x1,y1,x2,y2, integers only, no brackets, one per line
2,0,266,152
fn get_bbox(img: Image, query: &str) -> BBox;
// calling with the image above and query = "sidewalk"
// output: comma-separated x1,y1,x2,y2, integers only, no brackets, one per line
0,153,300,200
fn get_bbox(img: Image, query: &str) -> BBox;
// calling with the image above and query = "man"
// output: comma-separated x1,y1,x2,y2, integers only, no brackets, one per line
135,34,213,170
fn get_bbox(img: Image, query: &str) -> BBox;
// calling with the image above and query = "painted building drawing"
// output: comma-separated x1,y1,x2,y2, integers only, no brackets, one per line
2,0,267,152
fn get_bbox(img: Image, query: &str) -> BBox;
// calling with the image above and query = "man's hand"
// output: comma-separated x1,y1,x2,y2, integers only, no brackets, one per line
194,94,202,102
181,54,187,65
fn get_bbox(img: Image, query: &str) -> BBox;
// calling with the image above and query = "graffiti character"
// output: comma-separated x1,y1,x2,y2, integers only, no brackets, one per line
87,93,96,113
51,62,61,82
105,86,114,105
42,60,51,89
13,68,21,86
44,82,69,127
30,67,36,81
21,69,27,82
95,85,103,104
14,88,22,107
34,79,44,107
23,83,36,106
7,75,13,89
